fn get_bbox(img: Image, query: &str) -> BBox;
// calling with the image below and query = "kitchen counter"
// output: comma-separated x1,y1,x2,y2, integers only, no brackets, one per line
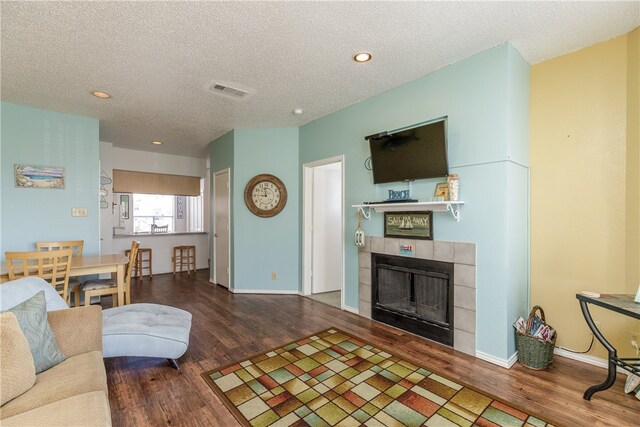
111,232,209,275
113,232,208,238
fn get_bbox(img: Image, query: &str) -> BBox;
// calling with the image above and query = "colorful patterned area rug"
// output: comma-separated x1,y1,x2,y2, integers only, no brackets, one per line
203,328,554,427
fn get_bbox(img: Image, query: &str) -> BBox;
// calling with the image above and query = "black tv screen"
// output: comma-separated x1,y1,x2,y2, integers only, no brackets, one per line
368,118,448,184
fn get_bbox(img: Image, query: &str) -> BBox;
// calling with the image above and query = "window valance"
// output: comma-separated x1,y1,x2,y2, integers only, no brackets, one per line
113,170,200,196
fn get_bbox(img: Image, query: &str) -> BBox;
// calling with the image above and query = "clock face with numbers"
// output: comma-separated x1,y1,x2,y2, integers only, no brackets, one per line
244,174,288,217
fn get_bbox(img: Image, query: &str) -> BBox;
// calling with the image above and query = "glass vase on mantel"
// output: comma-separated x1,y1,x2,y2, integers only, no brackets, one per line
447,174,459,201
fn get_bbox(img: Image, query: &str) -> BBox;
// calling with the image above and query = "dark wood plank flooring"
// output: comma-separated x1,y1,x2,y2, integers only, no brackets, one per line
103,270,639,426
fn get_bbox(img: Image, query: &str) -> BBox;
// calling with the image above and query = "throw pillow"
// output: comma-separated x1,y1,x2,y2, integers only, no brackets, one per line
6,291,66,373
0,311,36,405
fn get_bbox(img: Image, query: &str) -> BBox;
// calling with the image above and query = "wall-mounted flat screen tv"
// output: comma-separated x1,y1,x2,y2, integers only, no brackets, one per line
367,118,448,184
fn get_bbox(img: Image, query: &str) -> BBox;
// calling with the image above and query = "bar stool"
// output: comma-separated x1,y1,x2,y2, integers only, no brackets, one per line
172,245,196,275
125,247,152,282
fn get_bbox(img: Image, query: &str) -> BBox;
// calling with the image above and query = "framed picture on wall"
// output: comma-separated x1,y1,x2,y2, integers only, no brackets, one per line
14,164,65,189
384,211,433,240
120,195,129,219
177,196,185,219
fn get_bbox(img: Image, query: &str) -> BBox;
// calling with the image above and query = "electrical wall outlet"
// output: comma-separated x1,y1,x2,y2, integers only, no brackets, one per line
271,272,277,280
71,208,88,217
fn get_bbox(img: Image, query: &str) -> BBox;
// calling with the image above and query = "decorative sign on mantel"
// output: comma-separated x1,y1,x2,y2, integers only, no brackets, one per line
384,211,433,240
387,189,410,201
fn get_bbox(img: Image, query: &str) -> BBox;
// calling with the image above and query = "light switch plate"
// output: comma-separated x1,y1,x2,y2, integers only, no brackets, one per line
72,208,88,217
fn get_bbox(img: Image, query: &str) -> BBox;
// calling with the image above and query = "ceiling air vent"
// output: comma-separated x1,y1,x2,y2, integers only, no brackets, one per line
208,81,255,99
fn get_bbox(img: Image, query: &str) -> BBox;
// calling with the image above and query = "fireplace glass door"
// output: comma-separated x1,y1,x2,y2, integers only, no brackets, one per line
372,254,454,346
414,272,448,325
376,265,449,326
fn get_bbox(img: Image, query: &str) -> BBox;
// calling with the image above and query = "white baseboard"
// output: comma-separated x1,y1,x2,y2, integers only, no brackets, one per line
342,305,359,314
476,348,627,374
230,289,301,295
553,348,627,373
476,351,518,369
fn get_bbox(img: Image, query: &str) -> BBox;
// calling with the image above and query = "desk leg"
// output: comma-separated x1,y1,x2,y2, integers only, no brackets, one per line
579,300,618,400
116,264,125,307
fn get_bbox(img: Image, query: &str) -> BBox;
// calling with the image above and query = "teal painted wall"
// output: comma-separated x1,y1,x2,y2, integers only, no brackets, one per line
209,128,300,291
299,44,530,360
506,163,530,354
1,103,100,256
507,45,532,166
505,45,531,354
209,130,235,284
210,130,235,173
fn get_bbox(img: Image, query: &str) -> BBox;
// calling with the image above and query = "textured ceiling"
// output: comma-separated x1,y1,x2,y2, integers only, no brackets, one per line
1,1,638,157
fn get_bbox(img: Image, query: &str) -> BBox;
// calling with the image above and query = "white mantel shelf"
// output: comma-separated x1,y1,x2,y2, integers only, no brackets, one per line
352,201,465,222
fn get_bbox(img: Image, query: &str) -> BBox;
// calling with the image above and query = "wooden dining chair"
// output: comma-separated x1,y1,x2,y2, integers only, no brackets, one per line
36,240,84,307
5,249,74,304
36,240,84,257
81,241,139,307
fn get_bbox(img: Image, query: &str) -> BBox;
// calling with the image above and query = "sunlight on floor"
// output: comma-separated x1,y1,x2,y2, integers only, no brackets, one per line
306,291,340,309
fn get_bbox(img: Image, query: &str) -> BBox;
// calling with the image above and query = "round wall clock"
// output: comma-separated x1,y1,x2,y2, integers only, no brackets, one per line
244,174,288,218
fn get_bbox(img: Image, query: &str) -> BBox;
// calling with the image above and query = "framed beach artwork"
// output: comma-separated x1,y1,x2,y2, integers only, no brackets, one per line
14,164,65,189
384,211,433,240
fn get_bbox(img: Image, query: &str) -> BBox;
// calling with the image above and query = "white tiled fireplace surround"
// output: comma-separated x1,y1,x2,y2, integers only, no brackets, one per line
358,237,477,356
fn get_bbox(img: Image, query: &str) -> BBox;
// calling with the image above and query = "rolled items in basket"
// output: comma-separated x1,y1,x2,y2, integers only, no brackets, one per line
533,323,555,342
513,311,556,343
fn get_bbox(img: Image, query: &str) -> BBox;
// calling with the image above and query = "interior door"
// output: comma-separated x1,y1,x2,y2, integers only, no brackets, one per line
311,162,342,294
214,169,230,288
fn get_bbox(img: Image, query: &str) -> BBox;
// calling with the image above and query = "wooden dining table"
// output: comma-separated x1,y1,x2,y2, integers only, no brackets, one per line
1,254,130,306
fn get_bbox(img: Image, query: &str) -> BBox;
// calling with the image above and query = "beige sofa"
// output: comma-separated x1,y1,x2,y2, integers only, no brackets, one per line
0,305,112,426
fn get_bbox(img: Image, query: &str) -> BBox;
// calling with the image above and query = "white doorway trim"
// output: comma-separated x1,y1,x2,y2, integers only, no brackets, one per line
302,155,345,310
212,168,231,289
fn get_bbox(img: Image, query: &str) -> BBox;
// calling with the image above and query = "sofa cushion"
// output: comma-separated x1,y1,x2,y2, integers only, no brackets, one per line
6,291,66,373
0,277,68,312
0,312,36,406
0,391,111,427
47,305,103,358
0,350,107,420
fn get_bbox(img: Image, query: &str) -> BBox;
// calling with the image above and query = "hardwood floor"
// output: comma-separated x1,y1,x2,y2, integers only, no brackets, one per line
104,270,639,426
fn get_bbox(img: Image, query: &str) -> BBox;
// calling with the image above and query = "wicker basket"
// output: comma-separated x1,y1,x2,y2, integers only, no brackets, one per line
516,306,556,370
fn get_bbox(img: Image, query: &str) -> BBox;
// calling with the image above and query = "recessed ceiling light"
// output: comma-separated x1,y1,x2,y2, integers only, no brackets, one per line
91,91,111,99
293,108,304,115
151,140,162,145
353,52,372,63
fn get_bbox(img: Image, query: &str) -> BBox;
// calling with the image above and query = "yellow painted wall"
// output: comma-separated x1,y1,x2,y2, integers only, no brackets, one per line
531,32,639,359
627,28,640,296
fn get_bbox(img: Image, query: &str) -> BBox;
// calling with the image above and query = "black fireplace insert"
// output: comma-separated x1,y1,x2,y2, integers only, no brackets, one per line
371,253,454,346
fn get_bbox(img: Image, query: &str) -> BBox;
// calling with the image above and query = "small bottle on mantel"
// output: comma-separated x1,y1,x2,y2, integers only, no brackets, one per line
447,174,459,201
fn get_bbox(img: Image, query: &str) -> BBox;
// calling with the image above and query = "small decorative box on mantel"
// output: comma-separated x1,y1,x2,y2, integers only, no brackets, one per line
399,245,414,255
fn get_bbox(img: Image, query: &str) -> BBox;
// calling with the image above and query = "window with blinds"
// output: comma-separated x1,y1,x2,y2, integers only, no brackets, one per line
113,170,200,196
113,170,205,234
